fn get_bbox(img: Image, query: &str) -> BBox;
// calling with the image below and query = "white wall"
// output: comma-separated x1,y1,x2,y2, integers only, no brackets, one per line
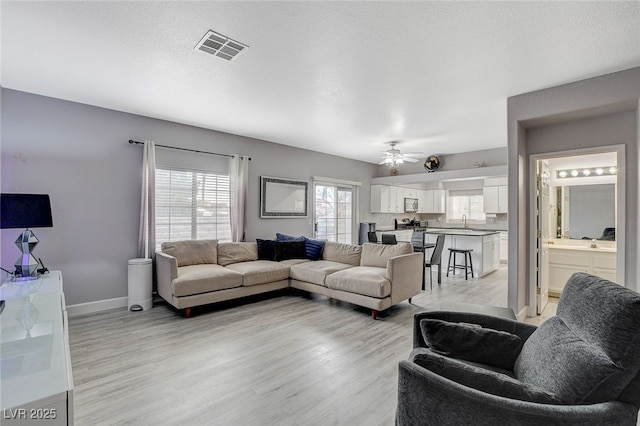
1,89,378,305
507,67,640,318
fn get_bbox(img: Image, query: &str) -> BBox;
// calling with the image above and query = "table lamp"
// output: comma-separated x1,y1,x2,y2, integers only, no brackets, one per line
1,193,53,281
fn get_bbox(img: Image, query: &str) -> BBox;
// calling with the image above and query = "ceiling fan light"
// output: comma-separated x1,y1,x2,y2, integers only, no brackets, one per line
396,157,404,165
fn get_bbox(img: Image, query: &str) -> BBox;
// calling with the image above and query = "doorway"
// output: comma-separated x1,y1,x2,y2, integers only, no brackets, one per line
313,182,355,243
530,147,625,316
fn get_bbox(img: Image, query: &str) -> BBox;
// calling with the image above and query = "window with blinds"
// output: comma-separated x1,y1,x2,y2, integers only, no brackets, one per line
155,168,231,249
446,188,486,224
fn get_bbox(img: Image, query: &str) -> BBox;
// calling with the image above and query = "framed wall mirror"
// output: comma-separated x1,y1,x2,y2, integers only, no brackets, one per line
260,176,308,218
556,183,616,240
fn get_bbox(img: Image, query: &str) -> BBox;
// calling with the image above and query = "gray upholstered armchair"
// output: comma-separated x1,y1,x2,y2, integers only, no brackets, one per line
397,273,640,426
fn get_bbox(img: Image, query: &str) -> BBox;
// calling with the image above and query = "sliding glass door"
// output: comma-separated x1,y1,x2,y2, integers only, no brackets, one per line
314,182,354,243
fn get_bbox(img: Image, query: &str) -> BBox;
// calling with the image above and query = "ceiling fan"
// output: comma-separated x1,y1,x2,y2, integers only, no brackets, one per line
379,141,425,169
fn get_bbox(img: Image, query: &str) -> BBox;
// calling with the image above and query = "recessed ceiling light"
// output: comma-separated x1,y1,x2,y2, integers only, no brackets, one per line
195,30,248,61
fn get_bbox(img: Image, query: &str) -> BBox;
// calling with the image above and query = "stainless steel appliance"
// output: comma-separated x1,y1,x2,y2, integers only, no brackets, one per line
404,197,418,213
359,222,376,244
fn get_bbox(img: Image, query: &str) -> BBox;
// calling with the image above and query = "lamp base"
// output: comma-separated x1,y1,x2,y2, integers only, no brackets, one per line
14,229,43,280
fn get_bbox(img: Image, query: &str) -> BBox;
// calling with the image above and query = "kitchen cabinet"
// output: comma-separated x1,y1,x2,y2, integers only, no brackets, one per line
371,185,445,214
499,231,508,262
371,185,392,213
484,185,508,213
417,189,445,214
548,247,617,295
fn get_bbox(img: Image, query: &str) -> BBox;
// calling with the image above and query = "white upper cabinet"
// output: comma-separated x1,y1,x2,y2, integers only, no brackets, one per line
372,185,446,214
484,185,508,213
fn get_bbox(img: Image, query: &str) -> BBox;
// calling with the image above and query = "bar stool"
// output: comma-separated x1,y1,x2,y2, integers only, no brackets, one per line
446,248,474,280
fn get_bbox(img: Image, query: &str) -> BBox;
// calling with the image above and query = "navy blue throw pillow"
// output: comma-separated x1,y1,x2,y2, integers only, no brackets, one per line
256,239,277,261
304,237,325,260
276,233,305,242
274,240,307,261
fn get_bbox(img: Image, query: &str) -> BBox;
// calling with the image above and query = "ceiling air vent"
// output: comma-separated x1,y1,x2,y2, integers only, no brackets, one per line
195,30,248,61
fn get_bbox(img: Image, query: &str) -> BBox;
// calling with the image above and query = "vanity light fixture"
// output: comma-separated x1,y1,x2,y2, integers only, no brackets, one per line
556,166,617,179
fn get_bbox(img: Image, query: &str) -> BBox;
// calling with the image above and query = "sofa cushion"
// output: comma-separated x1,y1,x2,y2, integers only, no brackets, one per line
514,316,621,404
419,319,523,370
290,260,354,286
224,260,291,287
278,258,310,267
411,349,562,405
256,239,277,261
322,241,361,266
360,242,413,268
217,242,258,266
274,240,307,261
172,264,242,296
325,266,391,298
161,239,218,267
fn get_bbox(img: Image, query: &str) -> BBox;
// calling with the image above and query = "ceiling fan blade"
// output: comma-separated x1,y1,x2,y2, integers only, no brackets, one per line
403,157,420,163
378,160,388,165
403,152,426,157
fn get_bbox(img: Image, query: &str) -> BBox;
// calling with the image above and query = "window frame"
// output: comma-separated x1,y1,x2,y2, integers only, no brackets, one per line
445,188,486,226
155,166,231,249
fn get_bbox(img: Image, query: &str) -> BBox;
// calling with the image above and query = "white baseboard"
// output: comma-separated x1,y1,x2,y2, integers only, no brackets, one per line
67,296,128,317
517,306,529,321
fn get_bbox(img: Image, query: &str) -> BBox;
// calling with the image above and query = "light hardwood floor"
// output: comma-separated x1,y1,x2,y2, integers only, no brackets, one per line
69,264,526,425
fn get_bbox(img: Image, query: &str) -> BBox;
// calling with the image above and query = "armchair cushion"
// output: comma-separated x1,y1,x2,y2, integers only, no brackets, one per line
410,348,562,405
420,318,522,370
514,316,622,404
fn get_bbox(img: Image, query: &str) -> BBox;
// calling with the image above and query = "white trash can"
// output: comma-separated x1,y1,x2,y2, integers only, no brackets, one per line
128,258,153,311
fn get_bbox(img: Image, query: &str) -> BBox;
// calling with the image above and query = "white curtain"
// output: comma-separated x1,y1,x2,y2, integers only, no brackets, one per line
138,140,156,258
229,155,249,242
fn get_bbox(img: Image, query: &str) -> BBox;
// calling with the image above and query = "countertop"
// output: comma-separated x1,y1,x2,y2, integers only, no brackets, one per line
424,229,500,236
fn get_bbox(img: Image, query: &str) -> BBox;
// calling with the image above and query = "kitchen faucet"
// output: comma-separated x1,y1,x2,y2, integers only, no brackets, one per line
462,214,468,228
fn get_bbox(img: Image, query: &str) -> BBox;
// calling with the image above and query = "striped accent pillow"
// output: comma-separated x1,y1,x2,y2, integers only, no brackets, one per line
304,237,325,261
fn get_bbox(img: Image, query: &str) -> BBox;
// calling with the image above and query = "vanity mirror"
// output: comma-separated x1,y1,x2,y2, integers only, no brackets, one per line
556,183,615,240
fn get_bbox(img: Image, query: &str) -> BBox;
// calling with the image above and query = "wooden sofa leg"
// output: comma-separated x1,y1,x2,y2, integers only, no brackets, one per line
371,309,378,320
184,307,191,318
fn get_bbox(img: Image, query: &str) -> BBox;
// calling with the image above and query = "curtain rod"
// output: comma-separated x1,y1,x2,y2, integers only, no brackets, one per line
128,140,251,161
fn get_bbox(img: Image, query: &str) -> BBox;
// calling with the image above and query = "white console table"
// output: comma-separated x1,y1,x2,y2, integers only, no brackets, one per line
1,271,74,425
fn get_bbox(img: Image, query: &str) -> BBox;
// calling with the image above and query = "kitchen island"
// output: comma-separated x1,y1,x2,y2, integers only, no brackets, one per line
424,229,500,277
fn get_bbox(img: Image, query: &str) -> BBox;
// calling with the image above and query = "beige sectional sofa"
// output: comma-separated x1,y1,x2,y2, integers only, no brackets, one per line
156,239,423,319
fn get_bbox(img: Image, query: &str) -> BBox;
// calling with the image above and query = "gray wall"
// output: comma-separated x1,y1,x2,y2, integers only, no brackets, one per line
376,147,507,177
507,67,640,317
1,89,378,305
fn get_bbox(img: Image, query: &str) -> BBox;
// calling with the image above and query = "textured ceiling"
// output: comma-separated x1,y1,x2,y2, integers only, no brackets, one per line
2,1,639,164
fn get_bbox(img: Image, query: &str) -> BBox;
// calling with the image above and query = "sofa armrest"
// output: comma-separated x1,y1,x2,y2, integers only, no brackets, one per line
156,251,178,302
412,311,538,349
397,360,638,426
387,252,423,305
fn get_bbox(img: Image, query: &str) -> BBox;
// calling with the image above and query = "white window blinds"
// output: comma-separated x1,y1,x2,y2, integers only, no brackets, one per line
155,168,231,249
